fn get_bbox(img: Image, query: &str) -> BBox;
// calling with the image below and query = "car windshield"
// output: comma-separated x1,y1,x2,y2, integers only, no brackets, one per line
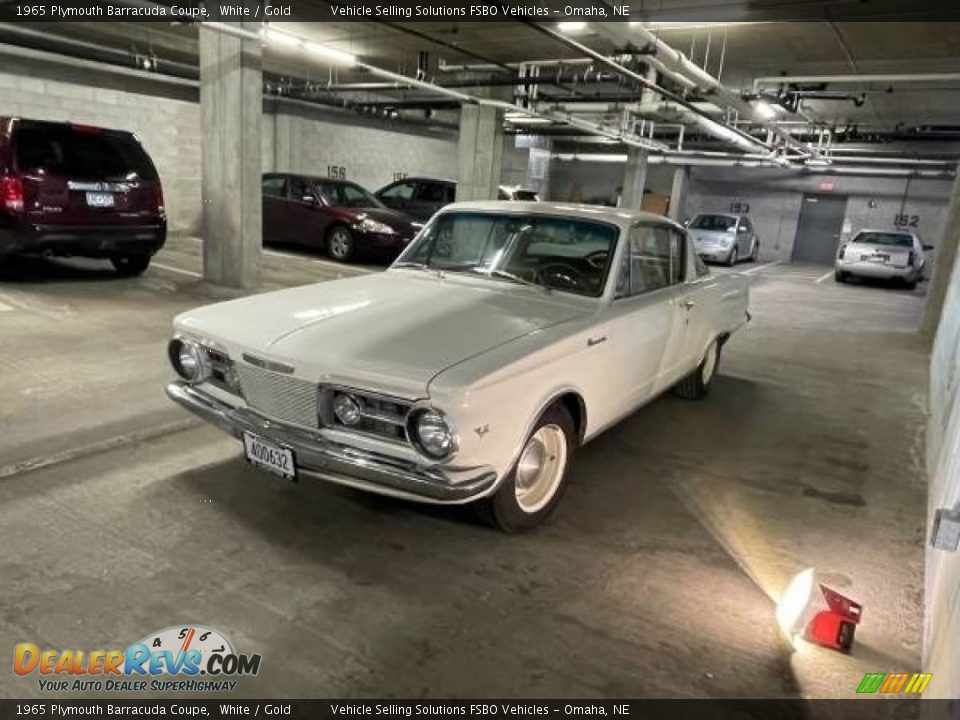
690,215,738,231
396,212,618,298
853,232,913,248
314,181,384,209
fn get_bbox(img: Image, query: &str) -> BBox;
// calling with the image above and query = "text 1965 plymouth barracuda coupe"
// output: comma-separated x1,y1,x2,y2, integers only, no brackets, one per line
166,202,750,532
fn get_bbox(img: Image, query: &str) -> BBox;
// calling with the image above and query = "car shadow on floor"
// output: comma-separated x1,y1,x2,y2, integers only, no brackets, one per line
157,405,803,698
0,255,121,283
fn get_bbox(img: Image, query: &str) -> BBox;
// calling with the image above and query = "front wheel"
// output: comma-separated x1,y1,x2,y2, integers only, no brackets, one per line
111,254,151,276
673,338,720,400
326,225,356,263
726,245,739,267
481,404,575,533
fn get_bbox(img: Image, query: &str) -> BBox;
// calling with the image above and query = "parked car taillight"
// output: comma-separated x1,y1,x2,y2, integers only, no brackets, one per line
908,250,915,266
155,184,165,216
0,175,24,212
837,243,847,260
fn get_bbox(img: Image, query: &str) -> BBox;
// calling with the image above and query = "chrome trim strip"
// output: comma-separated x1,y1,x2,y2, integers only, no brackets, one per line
241,353,296,374
166,382,496,504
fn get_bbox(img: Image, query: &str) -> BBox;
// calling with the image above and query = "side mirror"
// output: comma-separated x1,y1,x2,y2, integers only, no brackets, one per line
923,244,934,251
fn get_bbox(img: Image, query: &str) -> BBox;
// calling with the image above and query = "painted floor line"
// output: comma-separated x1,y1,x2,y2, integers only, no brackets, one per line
741,260,781,276
815,269,836,284
152,263,203,278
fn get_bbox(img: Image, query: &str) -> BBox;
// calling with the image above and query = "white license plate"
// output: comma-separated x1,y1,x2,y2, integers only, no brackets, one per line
86,192,115,208
243,432,296,480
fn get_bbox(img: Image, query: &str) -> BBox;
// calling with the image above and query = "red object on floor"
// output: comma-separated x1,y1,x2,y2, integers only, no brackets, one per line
805,585,862,652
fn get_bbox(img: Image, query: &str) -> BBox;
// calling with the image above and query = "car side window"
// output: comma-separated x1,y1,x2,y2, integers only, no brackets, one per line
415,182,450,203
288,177,313,203
262,176,287,198
380,181,415,200
617,224,685,297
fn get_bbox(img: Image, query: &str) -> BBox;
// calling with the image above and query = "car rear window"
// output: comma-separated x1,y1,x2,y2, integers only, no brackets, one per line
13,125,158,181
853,232,913,248
690,215,737,231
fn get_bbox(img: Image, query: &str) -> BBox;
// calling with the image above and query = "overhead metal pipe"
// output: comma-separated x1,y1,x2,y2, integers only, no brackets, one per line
590,22,820,158
753,73,960,89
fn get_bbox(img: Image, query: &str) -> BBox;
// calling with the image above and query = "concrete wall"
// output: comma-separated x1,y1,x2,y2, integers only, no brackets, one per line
262,100,458,193
924,175,960,699
548,159,674,206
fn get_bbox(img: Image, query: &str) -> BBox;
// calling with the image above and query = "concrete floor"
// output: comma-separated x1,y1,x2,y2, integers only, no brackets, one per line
0,239,928,699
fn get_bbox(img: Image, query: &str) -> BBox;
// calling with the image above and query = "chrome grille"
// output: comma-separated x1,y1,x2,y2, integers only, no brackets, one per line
236,362,319,428
320,387,412,444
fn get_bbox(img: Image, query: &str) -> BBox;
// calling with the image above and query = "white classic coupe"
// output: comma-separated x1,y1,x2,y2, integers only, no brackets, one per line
166,202,750,532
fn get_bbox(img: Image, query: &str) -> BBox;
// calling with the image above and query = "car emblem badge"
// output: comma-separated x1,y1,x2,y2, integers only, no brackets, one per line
474,424,490,438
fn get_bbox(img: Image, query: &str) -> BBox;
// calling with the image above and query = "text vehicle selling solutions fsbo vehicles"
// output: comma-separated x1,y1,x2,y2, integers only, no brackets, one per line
166,202,750,532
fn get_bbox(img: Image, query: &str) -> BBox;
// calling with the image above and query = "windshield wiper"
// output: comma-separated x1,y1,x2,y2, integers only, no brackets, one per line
485,268,550,293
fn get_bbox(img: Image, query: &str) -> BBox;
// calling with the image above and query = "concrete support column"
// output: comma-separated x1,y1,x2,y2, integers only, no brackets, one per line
199,22,262,289
457,104,503,201
668,166,689,222
922,165,960,341
620,148,649,210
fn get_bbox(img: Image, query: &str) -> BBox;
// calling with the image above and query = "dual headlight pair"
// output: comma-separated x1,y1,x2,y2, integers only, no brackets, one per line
332,392,457,460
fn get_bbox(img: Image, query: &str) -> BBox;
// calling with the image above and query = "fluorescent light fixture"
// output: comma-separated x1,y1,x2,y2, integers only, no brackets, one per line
753,100,779,120
263,27,302,48
554,153,629,163
504,113,552,125
304,42,356,65
805,157,832,167
558,21,587,33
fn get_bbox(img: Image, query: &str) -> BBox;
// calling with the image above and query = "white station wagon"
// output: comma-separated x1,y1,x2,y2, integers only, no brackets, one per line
166,202,750,532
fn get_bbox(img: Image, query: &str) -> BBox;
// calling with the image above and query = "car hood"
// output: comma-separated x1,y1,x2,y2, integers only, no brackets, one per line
175,271,591,398
692,230,736,244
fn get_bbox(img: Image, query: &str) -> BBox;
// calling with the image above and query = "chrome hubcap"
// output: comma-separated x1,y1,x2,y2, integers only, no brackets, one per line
330,231,350,258
514,424,567,514
702,341,718,383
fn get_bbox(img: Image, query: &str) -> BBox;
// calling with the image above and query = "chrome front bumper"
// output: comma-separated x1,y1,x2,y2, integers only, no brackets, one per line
166,382,498,504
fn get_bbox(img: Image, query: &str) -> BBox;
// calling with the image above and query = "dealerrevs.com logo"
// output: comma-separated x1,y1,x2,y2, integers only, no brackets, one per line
14,625,262,692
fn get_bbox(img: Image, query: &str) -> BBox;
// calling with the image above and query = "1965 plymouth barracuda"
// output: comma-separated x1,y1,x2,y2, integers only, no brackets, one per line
166,202,750,532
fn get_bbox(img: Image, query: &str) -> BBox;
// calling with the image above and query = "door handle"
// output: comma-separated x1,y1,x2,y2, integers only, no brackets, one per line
683,299,696,310
587,336,607,347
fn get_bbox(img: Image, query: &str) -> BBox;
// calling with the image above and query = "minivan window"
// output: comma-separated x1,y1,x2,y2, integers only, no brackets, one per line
14,126,158,181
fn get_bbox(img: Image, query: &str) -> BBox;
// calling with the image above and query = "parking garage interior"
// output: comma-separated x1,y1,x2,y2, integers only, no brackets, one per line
2,4,960,703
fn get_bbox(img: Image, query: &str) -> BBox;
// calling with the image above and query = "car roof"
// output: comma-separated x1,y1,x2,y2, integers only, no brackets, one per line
2,117,134,136
264,173,360,185
439,200,681,227
855,228,915,235
383,176,456,185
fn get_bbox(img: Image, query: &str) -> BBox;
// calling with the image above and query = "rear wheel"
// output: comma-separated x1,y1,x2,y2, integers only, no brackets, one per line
111,254,151,277
326,225,355,263
673,338,720,400
834,270,848,283
481,404,575,533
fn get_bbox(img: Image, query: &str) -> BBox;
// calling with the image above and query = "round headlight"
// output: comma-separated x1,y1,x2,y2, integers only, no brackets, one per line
333,393,362,425
168,338,210,383
412,409,457,459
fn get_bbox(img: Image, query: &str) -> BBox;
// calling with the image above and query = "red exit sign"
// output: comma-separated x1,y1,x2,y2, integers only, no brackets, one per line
820,181,835,192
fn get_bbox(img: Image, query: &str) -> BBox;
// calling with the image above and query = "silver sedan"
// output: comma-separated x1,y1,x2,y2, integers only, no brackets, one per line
835,230,931,289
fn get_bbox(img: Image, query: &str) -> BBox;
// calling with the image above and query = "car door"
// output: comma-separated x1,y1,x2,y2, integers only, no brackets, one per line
601,223,690,413
261,175,288,243
284,176,327,249
677,232,717,376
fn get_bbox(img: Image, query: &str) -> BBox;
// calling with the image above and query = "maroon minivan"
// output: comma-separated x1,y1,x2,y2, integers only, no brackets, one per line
0,118,166,276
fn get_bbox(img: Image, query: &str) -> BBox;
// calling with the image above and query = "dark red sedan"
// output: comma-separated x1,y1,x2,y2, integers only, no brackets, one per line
262,173,416,263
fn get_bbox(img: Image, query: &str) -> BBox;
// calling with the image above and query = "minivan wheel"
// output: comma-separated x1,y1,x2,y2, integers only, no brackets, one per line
111,254,151,277
480,404,575,533
326,226,356,263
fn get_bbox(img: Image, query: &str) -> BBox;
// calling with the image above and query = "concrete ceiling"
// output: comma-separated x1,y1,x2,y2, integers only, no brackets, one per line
5,15,960,131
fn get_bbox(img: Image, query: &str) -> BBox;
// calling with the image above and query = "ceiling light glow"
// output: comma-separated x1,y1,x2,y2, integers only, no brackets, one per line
263,28,302,48
558,22,587,33
304,42,356,65
754,100,779,120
